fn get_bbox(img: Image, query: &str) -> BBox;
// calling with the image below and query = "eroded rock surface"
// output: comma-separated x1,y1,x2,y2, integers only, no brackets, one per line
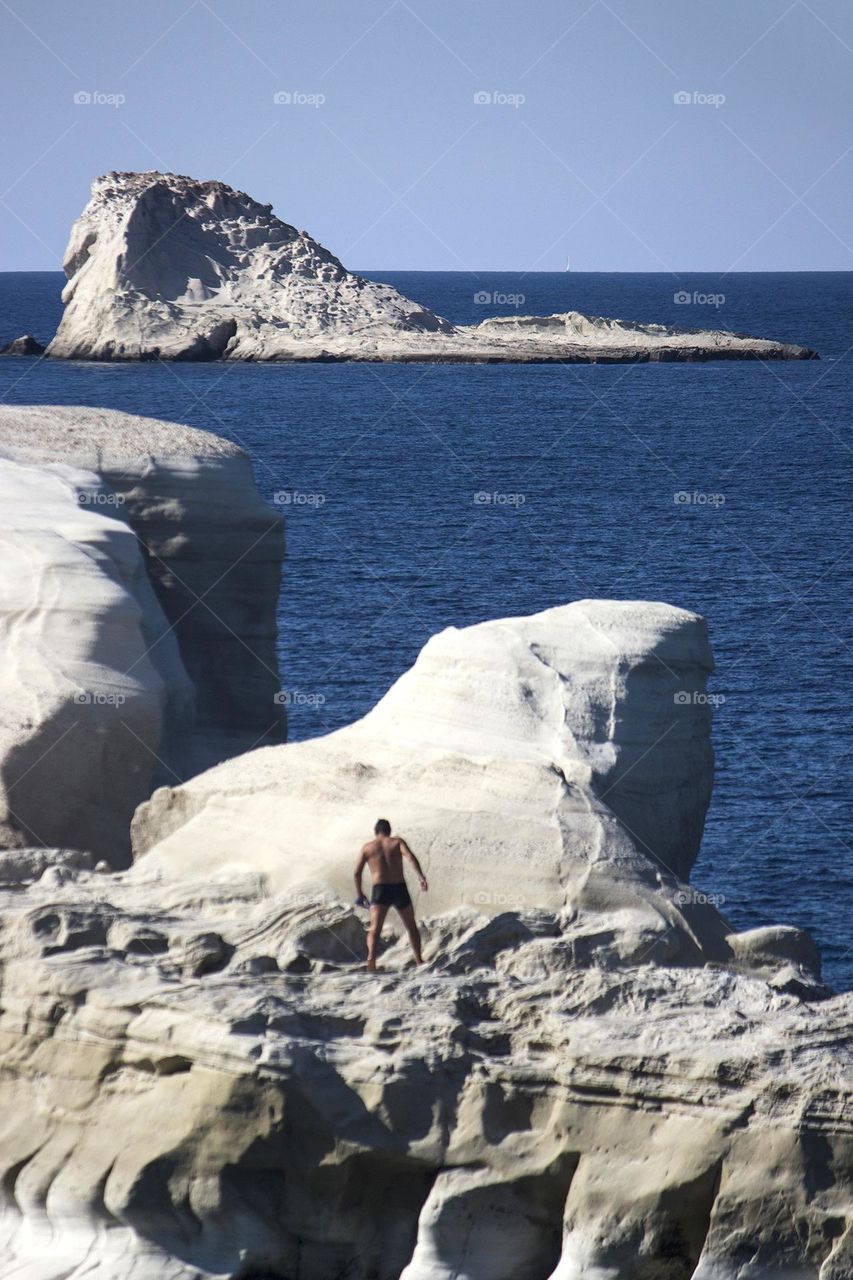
0,405,283,863
135,600,726,939
0,852,847,1280
45,172,817,364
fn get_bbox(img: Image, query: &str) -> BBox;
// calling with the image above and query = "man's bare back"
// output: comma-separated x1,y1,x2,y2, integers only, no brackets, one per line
354,819,428,971
361,834,409,883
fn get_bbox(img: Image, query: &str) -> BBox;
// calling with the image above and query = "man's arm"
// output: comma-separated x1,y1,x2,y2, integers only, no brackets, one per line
354,849,369,903
400,838,428,891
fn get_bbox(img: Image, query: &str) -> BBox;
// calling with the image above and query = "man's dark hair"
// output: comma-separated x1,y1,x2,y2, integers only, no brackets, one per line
374,818,391,836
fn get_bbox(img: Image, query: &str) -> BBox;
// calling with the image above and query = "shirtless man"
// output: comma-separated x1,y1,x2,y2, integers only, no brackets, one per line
354,819,428,970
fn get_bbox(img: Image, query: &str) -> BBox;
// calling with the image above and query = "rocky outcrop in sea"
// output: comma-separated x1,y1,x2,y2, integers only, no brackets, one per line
42,171,818,365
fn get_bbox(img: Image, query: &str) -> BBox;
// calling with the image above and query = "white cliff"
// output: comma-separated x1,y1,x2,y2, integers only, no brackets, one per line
134,598,832,995
45,172,817,364
0,405,283,863
134,600,729,954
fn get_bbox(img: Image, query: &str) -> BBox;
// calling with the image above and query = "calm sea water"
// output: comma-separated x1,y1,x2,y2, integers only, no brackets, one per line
1,270,851,990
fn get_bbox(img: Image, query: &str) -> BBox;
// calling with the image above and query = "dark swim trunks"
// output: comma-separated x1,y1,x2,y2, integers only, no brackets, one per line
370,881,412,909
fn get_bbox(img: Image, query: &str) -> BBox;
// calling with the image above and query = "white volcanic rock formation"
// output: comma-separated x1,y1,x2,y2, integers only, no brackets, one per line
0,405,283,863
135,600,741,965
47,171,452,361
46,171,818,364
0,850,846,1280
0,436,846,1278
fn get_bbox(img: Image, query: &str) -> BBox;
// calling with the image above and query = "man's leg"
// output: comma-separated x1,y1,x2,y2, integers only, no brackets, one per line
366,904,388,970
396,904,424,965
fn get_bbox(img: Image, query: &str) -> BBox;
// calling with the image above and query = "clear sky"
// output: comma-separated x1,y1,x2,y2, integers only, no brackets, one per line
1,0,852,272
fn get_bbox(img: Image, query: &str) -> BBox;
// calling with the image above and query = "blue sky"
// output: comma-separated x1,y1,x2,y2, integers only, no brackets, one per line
1,0,852,271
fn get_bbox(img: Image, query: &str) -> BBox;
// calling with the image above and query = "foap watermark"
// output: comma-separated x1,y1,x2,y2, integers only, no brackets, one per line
77,490,125,507
274,490,326,508
676,889,726,908
273,89,325,108
471,890,514,907
473,90,525,108
73,90,125,108
283,887,339,910
673,90,725,109
673,691,726,707
274,690,326,709
474,290,526,308
474,491,526,508
73,691,127,707
674,490,725,507
674,290,725,308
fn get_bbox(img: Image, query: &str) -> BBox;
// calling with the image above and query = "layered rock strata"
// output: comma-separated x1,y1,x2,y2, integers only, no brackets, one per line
0,850,845,1280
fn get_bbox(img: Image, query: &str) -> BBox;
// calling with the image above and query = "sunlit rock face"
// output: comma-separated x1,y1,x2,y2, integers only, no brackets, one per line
135,600,718,935
46,170,453,362
0,405,283,864
0,851,846,1280
45,171,818,364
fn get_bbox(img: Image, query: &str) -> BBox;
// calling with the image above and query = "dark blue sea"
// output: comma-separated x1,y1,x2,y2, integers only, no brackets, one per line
1,270,851,990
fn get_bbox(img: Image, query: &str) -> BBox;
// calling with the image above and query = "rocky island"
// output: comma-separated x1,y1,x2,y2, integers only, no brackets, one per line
0,404,847,1279
34,171,818,365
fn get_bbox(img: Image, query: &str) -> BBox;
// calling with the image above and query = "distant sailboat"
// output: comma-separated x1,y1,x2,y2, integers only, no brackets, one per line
565,255,571,271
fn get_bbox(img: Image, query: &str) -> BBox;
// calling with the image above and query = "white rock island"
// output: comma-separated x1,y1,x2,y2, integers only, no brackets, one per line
44,172,818,365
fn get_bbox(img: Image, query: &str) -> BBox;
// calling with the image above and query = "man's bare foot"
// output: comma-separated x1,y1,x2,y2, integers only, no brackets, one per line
366,960,377,972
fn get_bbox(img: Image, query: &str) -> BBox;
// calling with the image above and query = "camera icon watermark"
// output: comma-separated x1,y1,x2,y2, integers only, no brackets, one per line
73,90,126,108
274,690,326,709
673,491,725,507
273,490,326,508
474,290,526,308
473,90,526,108
474,491,526,508
73,691,127,707
673,691,725,707
673,90,725,108
674,290,725,308
273,90,325,108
